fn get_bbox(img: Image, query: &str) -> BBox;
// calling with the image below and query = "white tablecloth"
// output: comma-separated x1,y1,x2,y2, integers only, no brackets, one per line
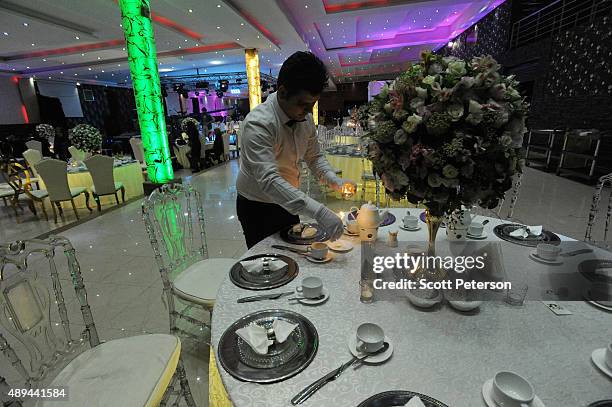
211,208,612,406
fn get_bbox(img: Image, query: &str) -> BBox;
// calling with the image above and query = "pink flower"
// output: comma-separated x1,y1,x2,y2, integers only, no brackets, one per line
389,90,404,111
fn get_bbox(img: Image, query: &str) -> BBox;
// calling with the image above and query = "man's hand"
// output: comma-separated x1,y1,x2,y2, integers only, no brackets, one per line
314,205,344,241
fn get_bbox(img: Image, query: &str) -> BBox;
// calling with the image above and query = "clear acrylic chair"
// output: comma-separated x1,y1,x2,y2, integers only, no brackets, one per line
0,236,195,407
584,172,612,247
84,155,125,211
34,158,92,223
360,157,381,207
142,183,236,343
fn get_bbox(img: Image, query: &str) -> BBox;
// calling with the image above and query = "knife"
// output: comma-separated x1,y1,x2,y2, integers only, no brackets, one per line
271,244,309,254
237,291,294,303
291,342,390,405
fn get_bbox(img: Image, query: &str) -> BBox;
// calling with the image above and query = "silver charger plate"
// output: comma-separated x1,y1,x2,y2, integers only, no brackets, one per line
578,259,612,284
217,309,318,383
357,390,449,407
493,224,560,247
229,254,298,290
280,223,329,245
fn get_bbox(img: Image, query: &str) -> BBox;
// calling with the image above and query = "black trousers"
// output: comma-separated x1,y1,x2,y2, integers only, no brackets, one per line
236,194,299,249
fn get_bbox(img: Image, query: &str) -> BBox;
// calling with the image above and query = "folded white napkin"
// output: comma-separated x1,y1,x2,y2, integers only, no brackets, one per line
509,225,542,238
236,324,272,355
404,397,426,407
236,320,298,355
240,258,287,274
272,319,299,343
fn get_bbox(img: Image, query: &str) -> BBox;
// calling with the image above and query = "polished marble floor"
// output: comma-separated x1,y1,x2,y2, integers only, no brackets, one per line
0,160,610,405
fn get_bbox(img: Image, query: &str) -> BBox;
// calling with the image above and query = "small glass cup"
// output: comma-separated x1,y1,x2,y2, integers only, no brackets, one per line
505,283,528,306
360,279,374,304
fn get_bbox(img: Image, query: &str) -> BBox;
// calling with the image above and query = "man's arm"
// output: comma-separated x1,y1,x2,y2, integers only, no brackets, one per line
241,120,323,219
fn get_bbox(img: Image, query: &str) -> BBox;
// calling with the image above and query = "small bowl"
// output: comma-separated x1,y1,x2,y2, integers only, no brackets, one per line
448,300,483,312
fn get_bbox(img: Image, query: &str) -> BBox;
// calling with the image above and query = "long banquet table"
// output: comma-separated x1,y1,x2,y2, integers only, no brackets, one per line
211,208,612,406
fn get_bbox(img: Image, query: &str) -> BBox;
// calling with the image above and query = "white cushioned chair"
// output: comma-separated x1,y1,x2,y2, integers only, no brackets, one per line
84,154,125,211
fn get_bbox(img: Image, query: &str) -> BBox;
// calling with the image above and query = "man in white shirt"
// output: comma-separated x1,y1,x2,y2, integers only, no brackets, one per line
236,51,356,248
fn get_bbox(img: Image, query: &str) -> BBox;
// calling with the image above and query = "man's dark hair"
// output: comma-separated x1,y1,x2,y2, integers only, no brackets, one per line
277,51,328,96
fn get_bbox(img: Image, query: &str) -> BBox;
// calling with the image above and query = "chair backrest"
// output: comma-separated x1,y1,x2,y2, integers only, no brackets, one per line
142,183,208,283
0,237,99,387
129,138,145,164
585,173,612,245
84,155,116,196
23,148,43,178
1,162,31,196
25,140,42,152
35,159,72,201
68,146,89,162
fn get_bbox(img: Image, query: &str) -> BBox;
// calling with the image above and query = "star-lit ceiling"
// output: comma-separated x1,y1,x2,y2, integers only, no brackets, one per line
0,0,506,87
280,0,506,82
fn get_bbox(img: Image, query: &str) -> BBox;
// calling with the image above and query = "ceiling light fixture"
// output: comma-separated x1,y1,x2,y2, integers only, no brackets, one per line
188,9,193,13
75,36,80,39
76,82,80,86
23,22,28,27
3,32,8,36
217,4,221,7
216,26,221,29
31,43,35,46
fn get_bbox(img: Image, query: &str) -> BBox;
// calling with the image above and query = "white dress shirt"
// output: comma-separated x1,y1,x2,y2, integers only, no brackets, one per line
236,92,338,219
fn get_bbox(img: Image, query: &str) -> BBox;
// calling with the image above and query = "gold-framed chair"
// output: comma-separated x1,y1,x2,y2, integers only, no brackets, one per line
34,158,92,223
0,161,48,222
84,155,126,211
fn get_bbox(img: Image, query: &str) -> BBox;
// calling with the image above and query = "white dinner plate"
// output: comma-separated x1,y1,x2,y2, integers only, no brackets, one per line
328,240,353,253
399,225,421,232
305,252,334,264
467,232,488,240
481,379,546,407
591,348,612,378
529,252,563,266
347,334,394,364
291,288,330,305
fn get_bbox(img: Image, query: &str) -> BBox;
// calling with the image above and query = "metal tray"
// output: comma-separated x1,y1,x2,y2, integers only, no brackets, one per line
217,309,318,383
229,253,298,290
280,223,328,245
493,224,560,247
357,390,449,407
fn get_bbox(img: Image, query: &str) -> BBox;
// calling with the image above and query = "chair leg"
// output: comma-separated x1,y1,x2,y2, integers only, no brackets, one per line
27,199,37,215
93,194,101,212
176,359,196,407
71,199,80,220
83,191,93,212
2,197,7,206
121,186,125,202
51,201,58,223
114,192,120,205
40,200,49,221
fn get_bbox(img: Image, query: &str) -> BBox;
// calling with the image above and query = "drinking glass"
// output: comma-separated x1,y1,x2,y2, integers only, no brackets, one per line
505,283,528,306
360,279,374,304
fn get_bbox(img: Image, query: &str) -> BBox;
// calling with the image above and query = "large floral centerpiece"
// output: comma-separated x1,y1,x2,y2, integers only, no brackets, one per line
360,52,527,218
68,124,102,153
180,117,200,132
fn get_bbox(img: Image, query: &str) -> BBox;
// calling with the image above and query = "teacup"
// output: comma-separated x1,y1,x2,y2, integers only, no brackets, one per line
310,242,329,260
536,243,561,261
606,342,612,369
296,277,323,299
356,323,385,353
346,219,359,234
491,371,535,407
403,215,418,229
468,222,484,237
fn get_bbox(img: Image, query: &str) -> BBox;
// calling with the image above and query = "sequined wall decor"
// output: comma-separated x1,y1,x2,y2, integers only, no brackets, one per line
546,16,612,98
119,0,174,183
436,1,512,60
245,49,262,110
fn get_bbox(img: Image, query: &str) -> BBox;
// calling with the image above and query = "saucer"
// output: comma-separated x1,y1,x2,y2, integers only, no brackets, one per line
347,334,394,364
467,232,488,240
591,348,612,378
529,252,563,266
399,225,421,232
482,379,545,407
406,290,443,308
328,240,353,253
343,226,359,237
293,287,329,305
305,252,334,264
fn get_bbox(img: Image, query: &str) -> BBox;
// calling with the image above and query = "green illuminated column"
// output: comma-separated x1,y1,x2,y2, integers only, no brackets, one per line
119,0,173,183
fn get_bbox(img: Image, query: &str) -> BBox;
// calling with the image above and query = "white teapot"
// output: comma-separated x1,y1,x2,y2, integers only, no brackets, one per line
351,201,388,229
